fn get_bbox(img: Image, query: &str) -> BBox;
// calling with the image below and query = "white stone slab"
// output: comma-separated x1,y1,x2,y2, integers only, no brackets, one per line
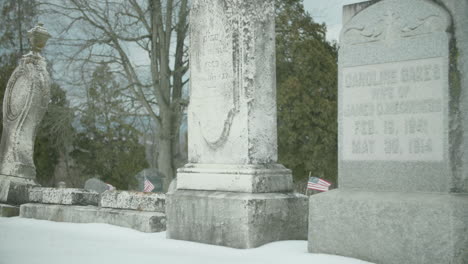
100,191,165,212
20,203,165,233
342,57,447,161
177,164,293,193
29,187,99,206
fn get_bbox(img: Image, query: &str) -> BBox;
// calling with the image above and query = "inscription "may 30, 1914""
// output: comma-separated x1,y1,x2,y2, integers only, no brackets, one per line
341,57,446,161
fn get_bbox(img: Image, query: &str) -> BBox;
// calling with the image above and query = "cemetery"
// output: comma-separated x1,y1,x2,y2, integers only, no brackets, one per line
0,0,467,263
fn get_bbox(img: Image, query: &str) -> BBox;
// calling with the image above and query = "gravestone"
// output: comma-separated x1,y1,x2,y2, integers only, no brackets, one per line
84,178,110,194
308,1,468,263
166,0,307,249
0,23,51,206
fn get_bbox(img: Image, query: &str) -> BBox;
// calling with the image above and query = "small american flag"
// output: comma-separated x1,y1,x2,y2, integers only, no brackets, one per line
143,179,155,192
307,176,331,192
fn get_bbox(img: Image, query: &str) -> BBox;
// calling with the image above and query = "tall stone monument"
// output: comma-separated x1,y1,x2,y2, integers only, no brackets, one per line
0,23,51,206
309,0,468,263
166,0,307,249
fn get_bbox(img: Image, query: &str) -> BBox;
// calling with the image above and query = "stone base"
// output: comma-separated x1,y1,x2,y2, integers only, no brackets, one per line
100,190,165,212
308,190,468,264
29,187,99,205
20,203,166,233
177,164,293,193
0,203,19,217
0,174,37,205
166,190,307,249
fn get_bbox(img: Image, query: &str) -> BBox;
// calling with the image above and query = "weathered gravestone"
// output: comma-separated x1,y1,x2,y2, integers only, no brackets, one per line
166,0,307,249
309,1,468,263
0,23,51,207
84,178,110,194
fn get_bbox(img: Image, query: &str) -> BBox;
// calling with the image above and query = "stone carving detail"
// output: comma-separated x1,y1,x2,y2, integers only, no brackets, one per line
191,0,274,149
225,0,274,101
0,23,51,179
191,0,238,149
341,0,450,45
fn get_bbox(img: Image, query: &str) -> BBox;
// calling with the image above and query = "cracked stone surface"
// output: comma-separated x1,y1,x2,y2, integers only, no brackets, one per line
100,190,165,212
29,187,99,206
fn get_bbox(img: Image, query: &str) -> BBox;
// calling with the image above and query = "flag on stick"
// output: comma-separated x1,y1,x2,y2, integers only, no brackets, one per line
143,179,155,192
307,176,331,192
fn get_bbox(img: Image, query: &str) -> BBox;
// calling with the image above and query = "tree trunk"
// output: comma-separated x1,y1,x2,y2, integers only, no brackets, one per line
158,112,175,192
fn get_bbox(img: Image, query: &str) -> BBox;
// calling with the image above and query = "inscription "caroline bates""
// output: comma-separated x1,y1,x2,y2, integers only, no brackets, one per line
341,57,446,161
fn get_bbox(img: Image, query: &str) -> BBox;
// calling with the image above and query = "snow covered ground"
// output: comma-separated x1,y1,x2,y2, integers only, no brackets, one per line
0,217,372,264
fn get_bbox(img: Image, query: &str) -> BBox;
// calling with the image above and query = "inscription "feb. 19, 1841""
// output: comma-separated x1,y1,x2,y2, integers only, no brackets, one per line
341,57,447,161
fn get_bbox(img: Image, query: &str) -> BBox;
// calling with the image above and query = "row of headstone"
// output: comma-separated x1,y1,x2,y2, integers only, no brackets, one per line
0,1,466,263
309,1,468,264
167,0,467,263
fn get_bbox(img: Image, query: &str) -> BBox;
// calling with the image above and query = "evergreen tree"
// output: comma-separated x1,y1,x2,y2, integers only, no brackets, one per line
0,0,38,137
34,82,75,186
45,0,190,191
0,0,37,55
71,64,148,189
275,0,338,190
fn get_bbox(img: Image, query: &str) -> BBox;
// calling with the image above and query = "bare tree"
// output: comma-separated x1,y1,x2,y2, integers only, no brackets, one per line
43,0,189,190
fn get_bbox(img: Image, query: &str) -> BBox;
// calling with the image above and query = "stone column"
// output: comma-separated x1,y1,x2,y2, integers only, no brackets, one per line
166,0,307,249
0,23,51,206
308,1,468,263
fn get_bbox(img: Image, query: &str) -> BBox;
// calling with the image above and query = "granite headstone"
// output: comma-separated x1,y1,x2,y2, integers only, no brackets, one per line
84,178,110,194
308,1,468,263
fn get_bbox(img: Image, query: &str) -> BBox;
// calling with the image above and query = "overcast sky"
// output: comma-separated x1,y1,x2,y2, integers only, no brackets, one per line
302,0,362,41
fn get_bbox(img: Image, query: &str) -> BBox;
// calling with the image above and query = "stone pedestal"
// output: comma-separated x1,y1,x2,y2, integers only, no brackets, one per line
0,203,20,217
29,187,99,206
19,188,167,232
309,1,468,263
309,191,468,264
0,174,36,205
20,204,166,233
167,191,307,249
177,164,293,193
166,0,306,248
